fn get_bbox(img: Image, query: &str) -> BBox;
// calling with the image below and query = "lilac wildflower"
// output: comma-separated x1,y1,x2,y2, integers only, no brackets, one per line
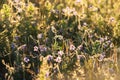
14,0,20,3
77,44,83,51
103,43,108,49
100,38,104,43
70,44,76,51
34,46,38,51
77,55,82,60
58,50,64,56
75,0,81,3
37,33,43,39
39,45,47,52
107,40,111,44
47,55,53,61
99,52,105,61
14,36,19,40
53,68,58,73
45,72,49,77
11,43,15,49
77,55,85,60
24,57,30,63
47,55,53,65
110,17,115,22
55,56,62,63
83,22,87,26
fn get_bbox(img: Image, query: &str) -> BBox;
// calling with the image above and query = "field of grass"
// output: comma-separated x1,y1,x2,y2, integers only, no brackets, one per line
0,0,120,80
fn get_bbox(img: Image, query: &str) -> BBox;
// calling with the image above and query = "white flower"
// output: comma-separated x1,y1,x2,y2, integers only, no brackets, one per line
58,50,64,56
34,46,38,51
75,0,81,3
14,0,20,3
55,57,62,63
37,33,43,39
62,7,77,16
24,57,30,63
39,45,47,52
70,44,76,51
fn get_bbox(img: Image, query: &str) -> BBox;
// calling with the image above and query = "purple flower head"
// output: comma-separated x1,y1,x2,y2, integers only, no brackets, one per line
37,33,43,39
107,40,111,44
55,56,62,63
14,0,20,3
75,0,81,3
11,43,15,49
53,68,58,73
77,44,83,51
103,43,108,49
77,55,85,60
83,22,87,26
45,72,49,77
77,55,82,60
99,52,105,61
58,50,64,56
70,44,76,51
14,36,19,40
100,38,104,43
39,45,47,52
24,57,30,63
110,17,115,22
47,55,53,61
34,46,38,51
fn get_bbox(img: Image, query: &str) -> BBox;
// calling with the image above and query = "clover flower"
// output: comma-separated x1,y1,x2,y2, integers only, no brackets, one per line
14,0,20,3
110,17,115,22
62,7,77,16
55,56,62,63
77,55,82,60
37,33,43,39
99,38,105,44
70,44,76,51
75,0,81,3
77,55,85,60
99,52,105,61
45,72,49,77
11,43,15,49
47,55,53,61
39,45,47,52
77,44,83,51
14,36,19,40
83,22,87,26
47,55,53,65
34,46,38,51
58,50,64,56
106,40,111,44
24,57,30,63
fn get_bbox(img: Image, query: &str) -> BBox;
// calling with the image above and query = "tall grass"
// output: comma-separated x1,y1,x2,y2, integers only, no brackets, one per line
0,0,120,80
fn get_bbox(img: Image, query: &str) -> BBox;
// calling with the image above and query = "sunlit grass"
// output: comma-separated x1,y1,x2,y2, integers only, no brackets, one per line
0,0,120,80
